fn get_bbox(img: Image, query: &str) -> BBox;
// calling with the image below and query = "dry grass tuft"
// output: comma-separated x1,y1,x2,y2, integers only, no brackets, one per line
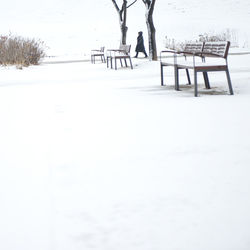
0,34,46,67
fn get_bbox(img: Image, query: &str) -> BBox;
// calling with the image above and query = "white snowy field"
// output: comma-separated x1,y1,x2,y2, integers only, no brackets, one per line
1,0,250,249
1,54,250,250
1,0,250,56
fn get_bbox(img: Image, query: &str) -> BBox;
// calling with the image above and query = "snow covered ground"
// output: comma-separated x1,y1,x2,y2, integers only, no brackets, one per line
1,1,250,250
1,53,250,250
1,0,250,56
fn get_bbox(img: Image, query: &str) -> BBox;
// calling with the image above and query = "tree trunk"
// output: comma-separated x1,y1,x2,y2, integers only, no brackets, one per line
121,25,128,45
146,11,157,60
112,0,128,45
143,0,157,60
121,1,128,45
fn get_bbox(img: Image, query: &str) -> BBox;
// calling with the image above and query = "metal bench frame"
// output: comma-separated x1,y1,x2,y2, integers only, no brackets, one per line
160,41,234,97
91,47,106,64
107,44,133,70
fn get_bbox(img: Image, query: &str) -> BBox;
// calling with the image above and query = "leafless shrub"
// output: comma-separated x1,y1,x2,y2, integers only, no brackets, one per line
164,29,239,50
164,36,192,51
0,34,46,67
198,29,239,47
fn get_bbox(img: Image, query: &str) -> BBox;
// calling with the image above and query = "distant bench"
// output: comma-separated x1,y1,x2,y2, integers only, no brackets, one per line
160,41,234,97
91,47,105,64
107,44,133,70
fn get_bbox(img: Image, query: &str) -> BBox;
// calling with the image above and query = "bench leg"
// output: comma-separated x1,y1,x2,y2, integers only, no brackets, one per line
226,68,234,95
115,58,117,70
160,64,164,86
186,69,191,85
124,58,128,67
203,72,210,89
175,66,180,90
107,57,109,68
129,57,133,69
194,70,198,97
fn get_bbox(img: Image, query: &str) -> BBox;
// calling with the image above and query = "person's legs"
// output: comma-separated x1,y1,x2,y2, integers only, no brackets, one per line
134,51,148,58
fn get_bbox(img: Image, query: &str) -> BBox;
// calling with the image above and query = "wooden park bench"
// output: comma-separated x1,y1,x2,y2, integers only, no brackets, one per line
91,47,105,64
160,41,234,97
107,44,133,70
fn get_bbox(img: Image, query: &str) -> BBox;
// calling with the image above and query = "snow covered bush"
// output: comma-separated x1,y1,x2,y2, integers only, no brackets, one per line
198,29,239,47
164,36,191,51
164,29,239,50
0,35,46,67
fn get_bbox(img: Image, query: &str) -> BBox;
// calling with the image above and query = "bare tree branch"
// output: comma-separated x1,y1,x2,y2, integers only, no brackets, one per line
111,0,120,12
111,0,129,44
148,0,156,16
127,0,138,8
111,0,139,44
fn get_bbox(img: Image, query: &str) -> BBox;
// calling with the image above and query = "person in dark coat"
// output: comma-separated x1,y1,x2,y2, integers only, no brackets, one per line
134,31,148,58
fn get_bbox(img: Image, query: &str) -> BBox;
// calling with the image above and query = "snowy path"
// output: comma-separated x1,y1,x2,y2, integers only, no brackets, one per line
1,55,250,250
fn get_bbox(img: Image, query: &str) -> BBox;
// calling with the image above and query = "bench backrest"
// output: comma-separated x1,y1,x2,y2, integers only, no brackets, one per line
183,42,204,54
119,44,131,55
203,41,230,58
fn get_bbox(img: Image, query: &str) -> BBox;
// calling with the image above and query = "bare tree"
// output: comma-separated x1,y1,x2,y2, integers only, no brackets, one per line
111,0,138,45
142,0,157,60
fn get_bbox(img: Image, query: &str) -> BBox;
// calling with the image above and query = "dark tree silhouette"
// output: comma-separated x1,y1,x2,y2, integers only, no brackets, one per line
111,0,138,45
142,0,157,60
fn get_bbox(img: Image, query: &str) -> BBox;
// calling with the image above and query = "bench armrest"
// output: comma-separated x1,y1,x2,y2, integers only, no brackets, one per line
160,50,177,56
194,52,223,58
114,49,126,52
107,49,118,51
107,49,126,52
107,49,128,57
160,50,177,53
176,51,196,56
160,50,179,62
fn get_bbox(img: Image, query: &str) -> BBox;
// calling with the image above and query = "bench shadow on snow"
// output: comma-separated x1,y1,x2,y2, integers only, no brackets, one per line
122,83,229,96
